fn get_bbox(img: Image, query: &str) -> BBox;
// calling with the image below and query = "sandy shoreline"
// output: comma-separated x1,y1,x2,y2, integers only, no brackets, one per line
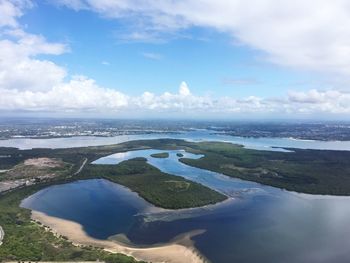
32,211,207,263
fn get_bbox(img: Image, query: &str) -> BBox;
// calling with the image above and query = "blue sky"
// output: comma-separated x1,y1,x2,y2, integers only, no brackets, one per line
1,0,350,119
21,2,318,97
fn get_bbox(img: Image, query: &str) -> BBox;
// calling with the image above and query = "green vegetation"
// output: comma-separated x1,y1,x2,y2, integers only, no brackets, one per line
0,140,227,261
3,138,350,196
2,137,350,261
0,184,143,263
82,158,226,209
114,139,350,195
150,152,169,158
179,141,350,195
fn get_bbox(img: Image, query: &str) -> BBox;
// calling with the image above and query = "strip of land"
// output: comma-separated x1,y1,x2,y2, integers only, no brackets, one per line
150,152,169,158
83,158,227,209
32,211,206,263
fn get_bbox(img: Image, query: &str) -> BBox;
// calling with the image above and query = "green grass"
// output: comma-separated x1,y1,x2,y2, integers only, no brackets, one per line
82,158,227,209
150,152,169,158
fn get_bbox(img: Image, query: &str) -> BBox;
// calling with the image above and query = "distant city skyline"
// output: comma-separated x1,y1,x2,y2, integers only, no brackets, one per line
1,0,350,119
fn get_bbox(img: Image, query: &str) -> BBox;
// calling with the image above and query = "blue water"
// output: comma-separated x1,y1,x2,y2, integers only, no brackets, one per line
21,179,163,239
22,148,350,263
3,129,350,151
93,149,270,197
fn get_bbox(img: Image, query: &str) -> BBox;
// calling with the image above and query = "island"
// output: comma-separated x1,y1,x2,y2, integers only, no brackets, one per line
150,152,169,158
83,157,226,209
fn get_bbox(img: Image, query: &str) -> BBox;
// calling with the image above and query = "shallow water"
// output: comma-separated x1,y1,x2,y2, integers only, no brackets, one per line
22,148,350,263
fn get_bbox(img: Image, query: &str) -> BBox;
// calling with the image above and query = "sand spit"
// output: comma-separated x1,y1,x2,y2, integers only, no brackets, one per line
32,211,207,263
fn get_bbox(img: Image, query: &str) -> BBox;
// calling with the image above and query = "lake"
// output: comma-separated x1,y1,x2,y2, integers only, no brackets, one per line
22,148,350,263
2,129,350,151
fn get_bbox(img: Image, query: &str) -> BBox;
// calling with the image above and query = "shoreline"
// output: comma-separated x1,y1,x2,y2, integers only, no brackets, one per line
31,211,207,263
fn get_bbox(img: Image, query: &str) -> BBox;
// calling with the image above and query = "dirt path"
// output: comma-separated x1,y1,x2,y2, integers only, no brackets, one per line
0,225,4,246
74,158,87,175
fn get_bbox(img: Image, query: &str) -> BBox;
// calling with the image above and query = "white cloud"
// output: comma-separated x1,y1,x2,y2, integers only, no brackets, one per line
134,82,212,111
287,89,350,114
55,0,350,76
0,0,32,28
142,52,162,60
1,0,350,117
0,0,127,110
5,29,67,55
130,84,350,115
0,29,68,91
2,72,350,115
179,81,190,96
0,76,128,111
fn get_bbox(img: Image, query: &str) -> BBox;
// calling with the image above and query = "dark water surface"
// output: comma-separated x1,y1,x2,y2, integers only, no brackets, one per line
22,149,350,263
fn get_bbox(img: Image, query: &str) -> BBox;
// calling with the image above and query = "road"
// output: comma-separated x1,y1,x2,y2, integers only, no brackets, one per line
74,158,88,175
0,225,4,246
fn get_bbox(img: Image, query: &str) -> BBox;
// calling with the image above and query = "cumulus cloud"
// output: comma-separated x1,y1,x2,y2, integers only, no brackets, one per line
0,0,32,28
0,0,127,111
0,76,129,111
0,28,68,91
134,82,213,112
179,81,190,96
142,52,162,60
1,0,350,117
287,89,350,114
55,0,350,76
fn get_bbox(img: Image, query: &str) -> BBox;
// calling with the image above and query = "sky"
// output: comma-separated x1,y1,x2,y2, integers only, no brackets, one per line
1,0,350,119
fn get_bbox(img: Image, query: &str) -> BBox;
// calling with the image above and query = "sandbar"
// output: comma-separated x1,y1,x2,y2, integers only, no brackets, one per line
32,211,207,263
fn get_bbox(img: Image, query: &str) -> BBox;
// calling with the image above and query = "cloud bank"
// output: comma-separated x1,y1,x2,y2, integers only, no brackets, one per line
1,0,350,118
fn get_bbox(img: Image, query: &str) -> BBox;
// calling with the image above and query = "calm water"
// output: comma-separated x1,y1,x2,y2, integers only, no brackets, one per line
3,129,350,151
22,149,350,263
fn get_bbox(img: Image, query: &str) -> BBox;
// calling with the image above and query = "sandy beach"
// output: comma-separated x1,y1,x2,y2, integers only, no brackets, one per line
32,211,207,263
